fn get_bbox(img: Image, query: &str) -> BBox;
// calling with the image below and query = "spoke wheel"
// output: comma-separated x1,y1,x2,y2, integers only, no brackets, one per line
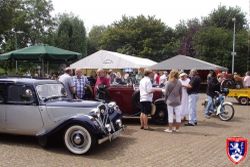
151,104,168,125
219,104,235,121
64,125,94,155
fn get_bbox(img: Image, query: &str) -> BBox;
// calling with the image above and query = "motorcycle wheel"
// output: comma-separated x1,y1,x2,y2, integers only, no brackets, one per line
151,103,168,125
218,104,235,121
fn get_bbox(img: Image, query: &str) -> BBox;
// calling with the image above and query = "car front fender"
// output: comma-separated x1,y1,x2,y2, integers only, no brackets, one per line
36,114,103,138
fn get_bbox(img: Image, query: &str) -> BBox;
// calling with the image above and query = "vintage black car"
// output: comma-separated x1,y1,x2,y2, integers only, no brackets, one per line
0,77,125,154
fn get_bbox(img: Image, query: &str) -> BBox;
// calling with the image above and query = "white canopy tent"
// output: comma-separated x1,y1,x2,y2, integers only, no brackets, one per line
70,50,157,69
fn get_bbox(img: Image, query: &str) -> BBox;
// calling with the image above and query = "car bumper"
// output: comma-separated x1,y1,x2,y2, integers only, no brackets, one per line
98,125,126,144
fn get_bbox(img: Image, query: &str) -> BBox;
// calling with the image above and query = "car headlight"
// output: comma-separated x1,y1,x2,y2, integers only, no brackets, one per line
108,102,117,108
100,108,105,114
98,104,106,114
116,119,122,127
105,124,111,132
91,108,100,118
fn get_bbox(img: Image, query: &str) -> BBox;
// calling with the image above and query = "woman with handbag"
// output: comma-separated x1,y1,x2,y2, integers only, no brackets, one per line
164,70,182,133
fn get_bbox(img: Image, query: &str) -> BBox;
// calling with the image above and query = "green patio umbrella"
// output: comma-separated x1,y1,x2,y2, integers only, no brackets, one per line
0,44,81,61
0,44,82,75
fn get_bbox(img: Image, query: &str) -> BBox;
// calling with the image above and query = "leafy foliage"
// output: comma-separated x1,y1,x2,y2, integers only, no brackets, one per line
203,6,247,30
87,25,107,55
193,26,231,67
0,3,249,74
100,15,175,61
0,0,54,52
54,13,87,57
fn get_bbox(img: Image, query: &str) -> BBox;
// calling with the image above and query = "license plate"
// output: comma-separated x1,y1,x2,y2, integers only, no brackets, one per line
111,129,122,140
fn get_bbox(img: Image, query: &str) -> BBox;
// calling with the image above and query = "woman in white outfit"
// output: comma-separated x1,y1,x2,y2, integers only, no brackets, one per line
179,72,190,121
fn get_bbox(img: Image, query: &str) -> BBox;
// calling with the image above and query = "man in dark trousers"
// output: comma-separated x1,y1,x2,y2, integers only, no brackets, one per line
185,69,201,126
205,70,220,118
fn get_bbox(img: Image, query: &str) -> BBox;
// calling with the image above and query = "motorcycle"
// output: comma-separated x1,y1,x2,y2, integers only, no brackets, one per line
203,88,235,121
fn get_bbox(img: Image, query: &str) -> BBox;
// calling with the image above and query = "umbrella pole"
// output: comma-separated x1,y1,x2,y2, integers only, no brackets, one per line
46,61,49,74
42,58,44,77
15,60,18,74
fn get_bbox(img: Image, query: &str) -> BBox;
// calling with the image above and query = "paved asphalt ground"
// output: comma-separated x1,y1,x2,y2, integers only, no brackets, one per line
0,94,249,167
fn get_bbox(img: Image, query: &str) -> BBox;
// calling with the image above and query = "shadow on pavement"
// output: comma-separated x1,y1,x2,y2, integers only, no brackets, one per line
0,134,38,147
196,121,232,128
149,127,217,136
0,132,137,159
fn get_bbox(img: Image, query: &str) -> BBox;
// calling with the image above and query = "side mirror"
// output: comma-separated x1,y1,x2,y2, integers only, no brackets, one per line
21,89,34,102
25,89,33,96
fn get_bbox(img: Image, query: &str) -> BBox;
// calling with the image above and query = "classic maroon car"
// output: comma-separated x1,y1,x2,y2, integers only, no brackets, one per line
100,84,168,124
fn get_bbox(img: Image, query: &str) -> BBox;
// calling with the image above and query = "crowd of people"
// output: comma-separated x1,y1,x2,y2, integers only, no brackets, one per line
58,68,109,100
139,69,250,133
56,67,170,100
56,67,249,133
139,68,202,132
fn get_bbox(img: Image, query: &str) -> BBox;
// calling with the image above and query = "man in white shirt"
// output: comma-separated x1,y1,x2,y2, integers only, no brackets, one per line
139,69,156,130
59,67,75,99
243,71,250,88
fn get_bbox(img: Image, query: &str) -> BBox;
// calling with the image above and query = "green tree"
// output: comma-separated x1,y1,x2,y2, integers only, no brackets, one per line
55,13,87,57
234,30,249,73
0,0,55,52
87,25,107,54
203,5,247,30
0,0,21,35
194,26,231,66
176,18,201,56
24,0,54,44
194,5,249,73
100,15,174,61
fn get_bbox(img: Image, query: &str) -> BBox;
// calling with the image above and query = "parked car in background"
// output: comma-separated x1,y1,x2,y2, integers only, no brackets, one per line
94,83,168,124
227,88,250,105
0,77,125,155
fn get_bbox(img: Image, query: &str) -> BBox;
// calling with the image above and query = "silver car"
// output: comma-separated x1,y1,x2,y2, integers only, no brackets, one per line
0,77,125,155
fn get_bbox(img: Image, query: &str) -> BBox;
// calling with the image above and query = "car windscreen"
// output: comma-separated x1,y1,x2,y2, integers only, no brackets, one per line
36,83,66,100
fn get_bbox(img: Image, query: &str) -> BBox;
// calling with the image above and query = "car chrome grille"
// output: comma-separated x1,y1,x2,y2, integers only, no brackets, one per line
96,104,117,134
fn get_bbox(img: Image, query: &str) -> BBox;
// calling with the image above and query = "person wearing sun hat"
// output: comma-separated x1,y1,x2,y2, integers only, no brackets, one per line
139,68,162,130
179,72,190,121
